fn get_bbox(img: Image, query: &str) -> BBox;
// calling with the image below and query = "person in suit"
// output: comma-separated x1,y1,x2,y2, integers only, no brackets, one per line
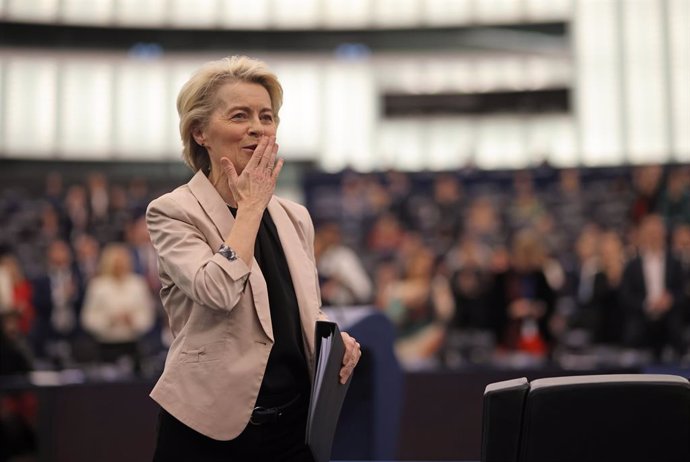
619,214,685,360
30,239,84,365
146,56,361,462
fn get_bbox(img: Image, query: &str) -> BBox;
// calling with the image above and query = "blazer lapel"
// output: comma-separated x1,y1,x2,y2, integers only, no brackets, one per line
187,171,274,341
267,198,319,357
188,171,233,238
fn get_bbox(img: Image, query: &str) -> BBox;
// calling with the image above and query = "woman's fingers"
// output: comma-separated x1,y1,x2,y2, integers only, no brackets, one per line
339,333,361,384
246,136,270,170
271,157,285,180
221,157,238,186
264,139,278,172
257,136,276,170
225,135,280,210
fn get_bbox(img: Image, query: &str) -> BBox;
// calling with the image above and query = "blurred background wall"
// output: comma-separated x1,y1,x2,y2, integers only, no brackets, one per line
1,0,688,173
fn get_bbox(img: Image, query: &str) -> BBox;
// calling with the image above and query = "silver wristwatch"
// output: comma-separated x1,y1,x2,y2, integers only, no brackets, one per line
218,243,238,261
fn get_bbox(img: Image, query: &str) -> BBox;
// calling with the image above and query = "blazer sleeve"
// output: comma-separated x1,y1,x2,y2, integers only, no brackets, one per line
146,194,251,312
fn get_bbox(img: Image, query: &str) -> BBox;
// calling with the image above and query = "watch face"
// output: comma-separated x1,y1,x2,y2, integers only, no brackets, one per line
220,244,236,261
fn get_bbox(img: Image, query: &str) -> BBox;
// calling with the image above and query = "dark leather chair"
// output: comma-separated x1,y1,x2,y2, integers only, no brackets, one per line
481,374,690,462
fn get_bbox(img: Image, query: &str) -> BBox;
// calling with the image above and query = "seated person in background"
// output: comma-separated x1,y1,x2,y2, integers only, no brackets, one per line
314,221,373,307
489,229,556,356
81,243,155,373
619,215,685,360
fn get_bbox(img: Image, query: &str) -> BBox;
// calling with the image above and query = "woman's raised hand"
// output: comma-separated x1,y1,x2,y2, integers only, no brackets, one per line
221,136,284,211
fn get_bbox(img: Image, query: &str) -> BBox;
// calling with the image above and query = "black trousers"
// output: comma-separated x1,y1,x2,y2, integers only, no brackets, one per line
152,401,314,462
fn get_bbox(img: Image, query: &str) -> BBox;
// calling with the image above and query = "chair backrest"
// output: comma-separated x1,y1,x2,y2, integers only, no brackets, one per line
481,377,529,462
482,374,690,462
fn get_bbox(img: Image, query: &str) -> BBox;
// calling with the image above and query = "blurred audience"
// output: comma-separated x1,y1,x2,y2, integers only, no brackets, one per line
63,184,89,240
367,212,405,260
314,222,373,307
464,197,503,248
570,224,602,315
1,163,689,373
0,258,37,461
30,239,85,366
446,234,493,332
0,306,37,462
0,252,34,336
489,230,556,356
126,214,160,293
506,171,546,234
672,225,690,325
376,245,454,366
80,243,155,374
573,230,627,346
411,174,465,254
73,233,101,282
546,169,592,251
619,215,686,360
629,165,664,225
658,166,690,230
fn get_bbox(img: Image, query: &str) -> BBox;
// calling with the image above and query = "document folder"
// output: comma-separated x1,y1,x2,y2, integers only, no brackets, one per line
306,320,352,462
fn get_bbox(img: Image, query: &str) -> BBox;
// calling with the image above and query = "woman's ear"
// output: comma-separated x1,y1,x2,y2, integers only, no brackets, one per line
192,127,206,147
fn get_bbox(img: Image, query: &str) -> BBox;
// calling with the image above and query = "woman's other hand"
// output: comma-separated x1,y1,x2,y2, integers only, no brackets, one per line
339,332,361,384
221,135,284,211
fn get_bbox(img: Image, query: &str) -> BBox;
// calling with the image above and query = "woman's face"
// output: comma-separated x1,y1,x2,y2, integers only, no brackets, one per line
111,250,131,278
195,81,276,175
599,233,623,263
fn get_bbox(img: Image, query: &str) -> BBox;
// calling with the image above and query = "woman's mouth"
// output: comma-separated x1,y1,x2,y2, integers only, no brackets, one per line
242,144,257,153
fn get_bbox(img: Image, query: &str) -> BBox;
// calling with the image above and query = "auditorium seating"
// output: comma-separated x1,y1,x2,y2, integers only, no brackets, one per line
481,374,690,462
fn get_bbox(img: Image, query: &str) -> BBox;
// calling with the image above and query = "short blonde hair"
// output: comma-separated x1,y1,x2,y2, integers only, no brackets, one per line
98,243,132,277
177,56,283,172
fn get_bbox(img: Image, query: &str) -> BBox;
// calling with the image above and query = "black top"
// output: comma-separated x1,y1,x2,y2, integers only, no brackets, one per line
229,207,310,407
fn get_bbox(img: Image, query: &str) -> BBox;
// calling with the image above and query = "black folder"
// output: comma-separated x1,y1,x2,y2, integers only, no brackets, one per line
305,321,352,462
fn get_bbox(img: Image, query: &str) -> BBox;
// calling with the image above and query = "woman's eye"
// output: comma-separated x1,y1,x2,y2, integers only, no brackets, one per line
231,113,247,120
261,114,274,122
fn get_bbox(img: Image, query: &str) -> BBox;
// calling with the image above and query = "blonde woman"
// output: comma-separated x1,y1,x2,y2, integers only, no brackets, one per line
81,243,155,372
146,56,360,461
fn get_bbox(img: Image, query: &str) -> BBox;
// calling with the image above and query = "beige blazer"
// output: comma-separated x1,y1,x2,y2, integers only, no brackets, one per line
146,170,325,440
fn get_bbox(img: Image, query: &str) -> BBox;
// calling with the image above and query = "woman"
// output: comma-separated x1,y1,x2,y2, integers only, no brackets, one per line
146,56,361,461
489,230,556,355
80,243,155,372
0,253,34,336
589,231,626,345
377,245,454,365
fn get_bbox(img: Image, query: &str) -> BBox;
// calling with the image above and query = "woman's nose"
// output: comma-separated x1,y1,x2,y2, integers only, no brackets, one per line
248,117,263,137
